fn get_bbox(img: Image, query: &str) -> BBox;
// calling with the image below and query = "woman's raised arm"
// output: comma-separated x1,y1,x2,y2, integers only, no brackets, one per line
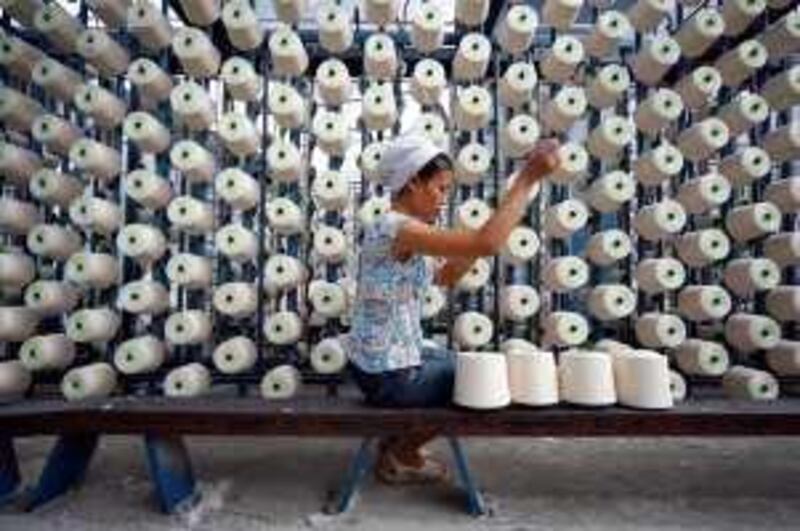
393,139,561,265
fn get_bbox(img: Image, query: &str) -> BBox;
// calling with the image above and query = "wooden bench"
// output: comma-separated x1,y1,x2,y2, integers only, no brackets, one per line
3,388,800,516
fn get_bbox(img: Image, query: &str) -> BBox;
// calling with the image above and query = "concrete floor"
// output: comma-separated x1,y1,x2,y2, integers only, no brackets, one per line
1,435,799,530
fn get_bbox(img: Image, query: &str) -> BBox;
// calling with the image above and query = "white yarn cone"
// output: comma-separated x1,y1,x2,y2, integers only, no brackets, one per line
766,286,800,323
722,365,779,401
19,334,75,372
676,229,730,267
543,312,589,347
677,285,732,322
310,337,348,375
675,66,722,109
559,349,616,406
506,349,559,407
614,350,673,409
634,313,686,349
454,352,511,409
166,254,213,289
164,363,212,398
213,336,258,375
61,363,116,401
260,364,302,399
724,313,781,353
766,341,800,377
66,308,120,343
114,336,166,375
453,312,494,349
675,339,729,377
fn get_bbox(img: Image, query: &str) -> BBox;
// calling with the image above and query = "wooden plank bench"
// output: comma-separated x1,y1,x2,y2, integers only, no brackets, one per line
3,388,800,516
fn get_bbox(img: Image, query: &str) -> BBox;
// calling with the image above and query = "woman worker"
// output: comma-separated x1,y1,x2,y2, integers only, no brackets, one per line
346,135,561,483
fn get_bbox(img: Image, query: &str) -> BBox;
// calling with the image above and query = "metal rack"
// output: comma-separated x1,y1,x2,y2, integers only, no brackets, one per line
0,0,797,400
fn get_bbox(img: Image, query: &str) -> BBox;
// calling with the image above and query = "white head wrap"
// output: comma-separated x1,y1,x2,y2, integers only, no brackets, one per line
377,135,446,195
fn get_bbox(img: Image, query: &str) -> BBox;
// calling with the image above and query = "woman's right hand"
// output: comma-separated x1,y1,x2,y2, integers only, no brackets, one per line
392,140,562,263
518,139,561,186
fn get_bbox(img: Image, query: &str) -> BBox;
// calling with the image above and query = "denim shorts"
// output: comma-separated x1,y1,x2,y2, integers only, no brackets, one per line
349,346,456,408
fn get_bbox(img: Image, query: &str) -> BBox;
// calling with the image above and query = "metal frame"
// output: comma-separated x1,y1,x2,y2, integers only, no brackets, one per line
21,433,99,511
0,437,21,506
144,434,198,514
5,431,197,514
0,0,798,520
327,436,487,516
2,392,800,515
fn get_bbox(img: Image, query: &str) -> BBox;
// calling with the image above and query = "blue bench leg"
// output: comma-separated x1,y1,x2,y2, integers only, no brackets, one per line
448,437,487,517
326,437,376,514
0,437,21,505
143,434,198,514
22,433,99,511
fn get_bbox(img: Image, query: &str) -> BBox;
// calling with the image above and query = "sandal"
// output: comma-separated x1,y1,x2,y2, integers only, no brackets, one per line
378,437,433,458
375,446,450,485
376,437,433,459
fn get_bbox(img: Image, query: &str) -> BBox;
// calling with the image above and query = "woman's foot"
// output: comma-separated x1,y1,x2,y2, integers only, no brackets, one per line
375,443,449,485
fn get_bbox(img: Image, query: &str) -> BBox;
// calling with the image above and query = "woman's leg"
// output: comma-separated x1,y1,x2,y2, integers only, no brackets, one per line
383,429,440,465
349,347,456,480
348,364,427,466
376,347,455,480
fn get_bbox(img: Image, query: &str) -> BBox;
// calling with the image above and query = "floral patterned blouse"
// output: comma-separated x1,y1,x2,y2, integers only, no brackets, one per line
346,211,432,374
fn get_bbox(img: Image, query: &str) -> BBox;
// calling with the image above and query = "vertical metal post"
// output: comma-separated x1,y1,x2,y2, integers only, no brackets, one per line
0,437,21,505
325,437,377,514
448,437,487,516
22,433,99,511
143,434,198,514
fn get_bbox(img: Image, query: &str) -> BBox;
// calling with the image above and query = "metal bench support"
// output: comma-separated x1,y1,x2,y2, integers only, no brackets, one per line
447,437,487,516
16,432,196,514
326,436,377,514
143,434,198,514
22,433,99,511
0,437,21,505
328,436,487,516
